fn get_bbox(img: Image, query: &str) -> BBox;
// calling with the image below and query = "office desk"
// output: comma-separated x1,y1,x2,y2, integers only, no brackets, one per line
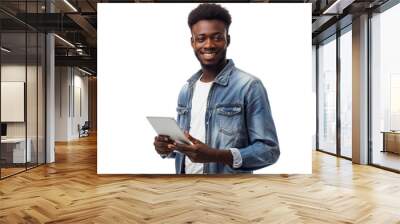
382,131,400,154
1,138,32,163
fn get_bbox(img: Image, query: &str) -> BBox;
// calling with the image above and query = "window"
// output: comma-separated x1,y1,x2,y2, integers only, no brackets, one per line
371,2,400,171
318,36,337,154
339,28,352,158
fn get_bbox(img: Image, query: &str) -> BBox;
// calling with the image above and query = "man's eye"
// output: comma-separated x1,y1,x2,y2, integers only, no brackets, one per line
197,38,205,42
213,35,224,41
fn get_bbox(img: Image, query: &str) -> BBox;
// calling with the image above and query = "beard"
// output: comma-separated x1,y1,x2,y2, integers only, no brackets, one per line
194,48,227,70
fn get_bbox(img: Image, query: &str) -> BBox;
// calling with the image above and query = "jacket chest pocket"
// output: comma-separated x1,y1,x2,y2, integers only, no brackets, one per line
176,106,189,130
215,104,243,136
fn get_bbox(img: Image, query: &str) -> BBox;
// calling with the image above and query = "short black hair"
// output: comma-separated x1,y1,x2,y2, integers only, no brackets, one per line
188,3,232,31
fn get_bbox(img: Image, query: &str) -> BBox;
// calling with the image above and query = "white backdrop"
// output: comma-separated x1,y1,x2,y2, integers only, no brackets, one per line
98,3,312,174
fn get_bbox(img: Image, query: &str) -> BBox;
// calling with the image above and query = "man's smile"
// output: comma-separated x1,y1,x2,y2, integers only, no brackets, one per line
202,52,217,60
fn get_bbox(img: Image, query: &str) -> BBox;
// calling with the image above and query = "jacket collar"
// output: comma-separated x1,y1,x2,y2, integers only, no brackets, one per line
187,59,235,87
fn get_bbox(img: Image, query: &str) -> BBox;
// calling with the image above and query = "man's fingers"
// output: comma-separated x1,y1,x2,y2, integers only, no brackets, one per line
174,142,194,153
158,135,170,142
184,132,200,144
154,136,175,155
187,134,195,142
154,142,172,152
184,132,190,140
156,135,173,143
156,148,172,154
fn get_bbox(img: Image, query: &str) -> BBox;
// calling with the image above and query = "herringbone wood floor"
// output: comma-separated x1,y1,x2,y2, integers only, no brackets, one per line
1,134,400,223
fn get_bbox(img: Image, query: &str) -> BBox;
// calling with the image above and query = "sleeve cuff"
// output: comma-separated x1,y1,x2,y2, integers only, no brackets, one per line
229,148,243,168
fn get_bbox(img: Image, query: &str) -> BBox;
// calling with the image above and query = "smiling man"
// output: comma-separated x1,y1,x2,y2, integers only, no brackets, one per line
153,3,280,174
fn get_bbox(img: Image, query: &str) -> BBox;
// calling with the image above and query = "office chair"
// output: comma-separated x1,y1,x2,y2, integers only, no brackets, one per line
79,121,90,138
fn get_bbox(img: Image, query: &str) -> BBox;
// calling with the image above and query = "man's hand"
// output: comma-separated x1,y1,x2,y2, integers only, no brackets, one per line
153,135,175,156
169,132,233,165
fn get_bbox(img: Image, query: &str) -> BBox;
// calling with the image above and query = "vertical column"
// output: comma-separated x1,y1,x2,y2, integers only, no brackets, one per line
46,0,55,163
352,14,369,164
336,30,341,156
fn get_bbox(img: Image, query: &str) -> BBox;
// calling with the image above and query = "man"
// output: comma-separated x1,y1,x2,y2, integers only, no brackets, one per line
153,3,280,174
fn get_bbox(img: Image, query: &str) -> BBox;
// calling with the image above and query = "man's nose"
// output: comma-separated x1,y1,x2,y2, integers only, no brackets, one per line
204,38,215,48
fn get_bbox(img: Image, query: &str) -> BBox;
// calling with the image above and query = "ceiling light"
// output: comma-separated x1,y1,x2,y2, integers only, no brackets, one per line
323,0,355,15
54,34,75,48
78,67,93,76
1,47,11,53
63,0,78,12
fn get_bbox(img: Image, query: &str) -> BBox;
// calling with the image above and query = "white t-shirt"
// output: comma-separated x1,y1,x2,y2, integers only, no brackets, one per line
185,78,213,174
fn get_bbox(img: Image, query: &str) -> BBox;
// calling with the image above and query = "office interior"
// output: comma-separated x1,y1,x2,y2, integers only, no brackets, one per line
0,0,97,179
0,0,399,223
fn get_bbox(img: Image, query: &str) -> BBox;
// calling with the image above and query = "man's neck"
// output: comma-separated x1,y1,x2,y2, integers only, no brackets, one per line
200,59,228,82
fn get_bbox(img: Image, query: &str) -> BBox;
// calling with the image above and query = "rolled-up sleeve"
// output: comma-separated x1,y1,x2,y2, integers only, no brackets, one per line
235,80,280,171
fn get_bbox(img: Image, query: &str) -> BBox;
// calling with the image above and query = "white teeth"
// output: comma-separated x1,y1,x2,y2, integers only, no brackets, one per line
203,53,216,59
203,53,216,56
202,52,216,60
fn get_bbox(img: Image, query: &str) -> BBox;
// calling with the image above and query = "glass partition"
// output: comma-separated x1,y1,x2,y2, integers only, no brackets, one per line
318,36,337,155
339,28,352,158
371,3,400,171
1,31,28,177
26,0,44,169
0,1,46,179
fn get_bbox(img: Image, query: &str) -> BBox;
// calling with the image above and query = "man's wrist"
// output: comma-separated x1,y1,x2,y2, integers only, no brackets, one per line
215,149,233,166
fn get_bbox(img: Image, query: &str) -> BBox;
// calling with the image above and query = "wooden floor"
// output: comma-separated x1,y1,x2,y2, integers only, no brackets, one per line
0,167,26,178
1,134,400,223
1,163,44,178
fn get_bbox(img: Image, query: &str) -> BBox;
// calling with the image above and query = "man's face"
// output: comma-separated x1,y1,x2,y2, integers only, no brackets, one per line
191,20,230,69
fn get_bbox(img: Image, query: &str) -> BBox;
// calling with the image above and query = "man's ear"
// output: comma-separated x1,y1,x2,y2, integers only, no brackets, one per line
191,36,195,48
227,34,231,46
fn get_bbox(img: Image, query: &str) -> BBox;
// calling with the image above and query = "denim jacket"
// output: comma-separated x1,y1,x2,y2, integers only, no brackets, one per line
170,59,280,174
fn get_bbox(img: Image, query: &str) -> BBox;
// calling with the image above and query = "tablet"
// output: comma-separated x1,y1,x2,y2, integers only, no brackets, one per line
146,116,193,145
